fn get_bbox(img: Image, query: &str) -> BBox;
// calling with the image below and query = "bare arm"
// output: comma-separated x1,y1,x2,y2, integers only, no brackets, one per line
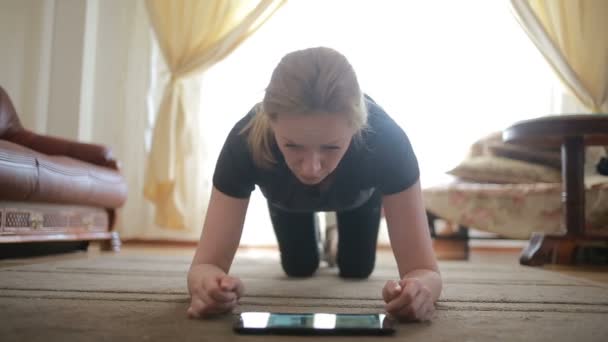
187,186,249,317
383,180,442,302
191,186,250,273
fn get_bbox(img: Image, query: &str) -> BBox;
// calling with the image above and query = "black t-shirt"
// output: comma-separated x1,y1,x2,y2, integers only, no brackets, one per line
212,97,420,212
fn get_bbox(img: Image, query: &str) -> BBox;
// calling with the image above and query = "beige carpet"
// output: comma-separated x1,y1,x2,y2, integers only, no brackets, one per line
1,251,607,341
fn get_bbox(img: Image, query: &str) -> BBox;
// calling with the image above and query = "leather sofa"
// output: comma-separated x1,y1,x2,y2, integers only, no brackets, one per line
0,85,127,256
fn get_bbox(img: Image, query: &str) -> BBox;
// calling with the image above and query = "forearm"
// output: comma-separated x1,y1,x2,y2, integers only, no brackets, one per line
188,262,226,277
190,188,249,272
403,269,442,302
383,183,442,302
191,233,239,273
191,250,233,273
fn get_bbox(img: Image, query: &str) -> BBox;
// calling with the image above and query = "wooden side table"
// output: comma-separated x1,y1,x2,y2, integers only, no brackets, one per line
503,114,608,266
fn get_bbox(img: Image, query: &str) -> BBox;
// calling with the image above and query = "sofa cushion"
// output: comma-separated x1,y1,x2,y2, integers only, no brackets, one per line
447,156,562,184
0,140,127,208
423,177,608,239
486,142,562,169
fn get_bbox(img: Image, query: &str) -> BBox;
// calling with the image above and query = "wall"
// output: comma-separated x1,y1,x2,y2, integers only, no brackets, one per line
0,0,99,140
0,0,52,132
0,0,180,240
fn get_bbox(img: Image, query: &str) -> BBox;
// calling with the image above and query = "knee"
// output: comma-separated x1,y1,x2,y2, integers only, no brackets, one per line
338,258,375,279
281,255,319,278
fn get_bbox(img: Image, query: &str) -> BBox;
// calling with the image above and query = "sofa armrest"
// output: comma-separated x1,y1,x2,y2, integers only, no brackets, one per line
7,130,120,170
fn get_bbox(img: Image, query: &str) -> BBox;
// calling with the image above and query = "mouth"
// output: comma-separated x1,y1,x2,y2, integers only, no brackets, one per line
298,176,323,185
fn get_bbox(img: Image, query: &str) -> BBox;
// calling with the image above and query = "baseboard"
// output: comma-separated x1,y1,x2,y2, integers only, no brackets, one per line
121,239,525,253
122,239,198,247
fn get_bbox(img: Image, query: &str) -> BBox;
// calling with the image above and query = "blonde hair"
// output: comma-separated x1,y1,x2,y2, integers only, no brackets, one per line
242,47,367,169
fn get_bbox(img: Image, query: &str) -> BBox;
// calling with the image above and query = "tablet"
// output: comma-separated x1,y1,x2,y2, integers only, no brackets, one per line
234,312,395,335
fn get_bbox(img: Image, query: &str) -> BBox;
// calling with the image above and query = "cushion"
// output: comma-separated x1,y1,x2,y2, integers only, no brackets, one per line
0,140,127,208
487,142,561,169
447,156,561,184
423,177,608,239
467,131,502,158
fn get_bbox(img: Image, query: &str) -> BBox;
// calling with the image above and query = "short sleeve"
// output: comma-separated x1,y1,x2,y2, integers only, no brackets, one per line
369,104,420,195
212,115,256,198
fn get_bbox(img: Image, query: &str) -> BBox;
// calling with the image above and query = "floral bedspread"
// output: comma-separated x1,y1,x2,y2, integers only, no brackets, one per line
423,175,608,239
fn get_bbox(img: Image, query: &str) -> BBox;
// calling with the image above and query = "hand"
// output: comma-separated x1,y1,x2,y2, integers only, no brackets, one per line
187,264,245,318
382,278,435,322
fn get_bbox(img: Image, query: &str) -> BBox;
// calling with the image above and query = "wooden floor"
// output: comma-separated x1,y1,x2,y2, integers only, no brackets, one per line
2,242,607,285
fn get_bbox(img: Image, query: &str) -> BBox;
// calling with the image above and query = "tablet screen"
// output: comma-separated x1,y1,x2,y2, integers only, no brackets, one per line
235,312,394,335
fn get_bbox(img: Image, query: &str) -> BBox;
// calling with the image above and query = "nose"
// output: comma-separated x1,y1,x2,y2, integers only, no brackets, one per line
300,151,322,178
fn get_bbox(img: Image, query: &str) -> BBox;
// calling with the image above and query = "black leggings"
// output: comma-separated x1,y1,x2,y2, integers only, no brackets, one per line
268,191,382,279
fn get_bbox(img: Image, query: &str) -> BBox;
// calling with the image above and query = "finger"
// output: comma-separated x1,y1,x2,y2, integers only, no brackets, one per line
187,297,206,319
385,283,419,314
204,277,235,302
402,292,426,321
399,278,422,290
208,286,237,303
187,306,201,319
382,281,391,302
422,302,436,322
190,298,236,317
382,280,402,303
221,276,245,299
410,289,427,315
202,298,238,315
198,287,220,309
215,298,238,312
220,276,237,291
394,291,430,322
416,303,433,322
393,298,423,322
414,288,434,321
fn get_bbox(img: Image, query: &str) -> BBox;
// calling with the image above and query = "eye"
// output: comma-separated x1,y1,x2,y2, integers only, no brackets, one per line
284,143,303,150
321,145,341,151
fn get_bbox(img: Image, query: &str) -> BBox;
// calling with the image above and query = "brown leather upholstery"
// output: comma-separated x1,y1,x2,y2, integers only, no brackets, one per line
0,87,119,169
0,85,127,209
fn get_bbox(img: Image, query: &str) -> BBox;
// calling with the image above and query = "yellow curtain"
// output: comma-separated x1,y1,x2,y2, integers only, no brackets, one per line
144,0,286,230
510,0,608,113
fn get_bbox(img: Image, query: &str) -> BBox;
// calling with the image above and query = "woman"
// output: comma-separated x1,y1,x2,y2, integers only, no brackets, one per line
187,47,442,322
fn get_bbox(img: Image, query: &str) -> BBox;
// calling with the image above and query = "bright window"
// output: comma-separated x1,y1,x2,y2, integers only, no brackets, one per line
198,0,561,245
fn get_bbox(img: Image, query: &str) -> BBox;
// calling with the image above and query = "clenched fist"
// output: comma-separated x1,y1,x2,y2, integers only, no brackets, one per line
382,278,435,322
187,264,245,318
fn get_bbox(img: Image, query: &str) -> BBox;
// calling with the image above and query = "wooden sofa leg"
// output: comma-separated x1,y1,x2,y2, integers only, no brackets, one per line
432,239,470,260
427,211,470,260
100,232,121,252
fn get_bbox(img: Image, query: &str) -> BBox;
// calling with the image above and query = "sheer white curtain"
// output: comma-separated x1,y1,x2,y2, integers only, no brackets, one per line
194,0,561,245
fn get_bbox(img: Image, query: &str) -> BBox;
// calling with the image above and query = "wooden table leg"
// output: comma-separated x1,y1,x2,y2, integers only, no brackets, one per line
520,233,608,265
520,136,588,266
562,136,585,235
503,114,608,266
519,233,577,266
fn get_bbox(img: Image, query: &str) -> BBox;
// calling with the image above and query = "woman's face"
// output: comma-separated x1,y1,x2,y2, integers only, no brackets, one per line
271,112,356,185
